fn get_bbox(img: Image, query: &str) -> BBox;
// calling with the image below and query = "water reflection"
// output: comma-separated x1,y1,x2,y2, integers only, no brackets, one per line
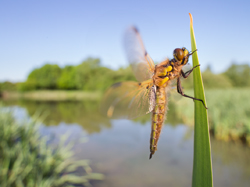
2,100,250,187
211,138,250,186
2,100,183,133
3,100,112,134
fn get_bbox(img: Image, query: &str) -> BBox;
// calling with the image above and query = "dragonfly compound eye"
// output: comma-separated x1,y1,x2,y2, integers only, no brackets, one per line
182,47,189,57
173,48,184,61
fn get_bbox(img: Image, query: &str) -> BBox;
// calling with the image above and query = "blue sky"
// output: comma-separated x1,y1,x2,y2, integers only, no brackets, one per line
1,0,250,82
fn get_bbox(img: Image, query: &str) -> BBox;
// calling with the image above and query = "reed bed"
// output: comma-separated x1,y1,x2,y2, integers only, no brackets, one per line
0,106,103,187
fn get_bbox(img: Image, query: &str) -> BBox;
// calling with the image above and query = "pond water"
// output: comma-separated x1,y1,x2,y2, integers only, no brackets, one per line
2,100,250,187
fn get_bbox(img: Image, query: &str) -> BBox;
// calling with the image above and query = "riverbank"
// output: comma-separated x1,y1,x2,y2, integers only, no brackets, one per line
0,105,103,186
174,88,250,146
1,88,250,146
1,90,102,101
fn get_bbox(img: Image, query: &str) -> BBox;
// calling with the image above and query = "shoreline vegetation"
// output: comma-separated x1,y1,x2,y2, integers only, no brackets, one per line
0,105,103,186
1,57,250,147
1,90,101,101
1,58,250,94
175,88,250,147
1,88,250,147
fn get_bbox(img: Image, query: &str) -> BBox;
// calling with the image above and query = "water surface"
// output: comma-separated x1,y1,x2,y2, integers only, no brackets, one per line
2,100,250,187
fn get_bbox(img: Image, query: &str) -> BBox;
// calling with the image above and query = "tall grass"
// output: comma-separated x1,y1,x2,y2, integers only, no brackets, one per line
189,13,213,187
0,106,103,187
174,88,250,145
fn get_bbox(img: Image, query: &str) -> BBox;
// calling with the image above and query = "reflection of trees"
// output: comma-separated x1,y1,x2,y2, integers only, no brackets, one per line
132,100,183,126
211,137,250,179
2,99,184,133
3,100,112,134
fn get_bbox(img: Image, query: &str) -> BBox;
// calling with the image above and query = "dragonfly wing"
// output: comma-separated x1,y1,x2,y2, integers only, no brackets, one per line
100,80,155,119
124,26,155,82
182,63,192,73
166,81,183,102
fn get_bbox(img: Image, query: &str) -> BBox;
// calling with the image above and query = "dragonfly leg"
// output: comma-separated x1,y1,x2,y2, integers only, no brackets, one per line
181,64,200,78
177,77,208,109
189,49,198,56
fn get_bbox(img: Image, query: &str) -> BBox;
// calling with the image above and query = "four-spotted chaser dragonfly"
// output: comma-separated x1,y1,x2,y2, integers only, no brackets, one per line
101,26,207,159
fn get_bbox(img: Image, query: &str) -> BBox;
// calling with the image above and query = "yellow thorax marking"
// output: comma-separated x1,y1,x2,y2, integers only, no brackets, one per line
158,77,169,87
157,65,172,77
166,65,172,72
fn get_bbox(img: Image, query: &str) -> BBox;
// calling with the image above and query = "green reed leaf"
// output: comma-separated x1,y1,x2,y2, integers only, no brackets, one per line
189,13,213,187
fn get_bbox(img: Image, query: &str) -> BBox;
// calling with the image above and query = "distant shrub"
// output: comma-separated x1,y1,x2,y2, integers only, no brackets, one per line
0,106,103,186
179,66,233,90
19,59,250,92
174,88,250,145
0,81,19,91
202,68,232,89
57,65,77,90
74,59,114,91
18,80,37,91
21,64,62,91
19,58,137,92
223,63,250,87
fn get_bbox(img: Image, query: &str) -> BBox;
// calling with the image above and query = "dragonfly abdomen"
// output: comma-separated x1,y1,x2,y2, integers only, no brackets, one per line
150,87,167,159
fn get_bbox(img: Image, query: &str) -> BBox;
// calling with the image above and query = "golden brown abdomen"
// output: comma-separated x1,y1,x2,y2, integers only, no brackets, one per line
150,87,167,159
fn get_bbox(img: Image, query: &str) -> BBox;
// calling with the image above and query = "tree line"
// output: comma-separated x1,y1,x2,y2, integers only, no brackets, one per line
1,58,250,92
11,58,135,92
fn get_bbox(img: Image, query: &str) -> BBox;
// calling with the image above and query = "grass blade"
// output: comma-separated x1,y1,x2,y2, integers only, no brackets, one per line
189,13,213,187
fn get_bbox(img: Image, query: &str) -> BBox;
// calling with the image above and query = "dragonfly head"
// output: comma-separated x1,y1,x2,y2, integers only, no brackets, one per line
173,47,190,65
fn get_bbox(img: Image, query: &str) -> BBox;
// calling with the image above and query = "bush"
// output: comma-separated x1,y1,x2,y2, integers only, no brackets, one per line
223,63,250,87
57,66,77,90
19,58,137,92
173,88,250,145
0,106,103,186
0,81,19,91
202,68,232,89
21,64,62,91
181,66,233,89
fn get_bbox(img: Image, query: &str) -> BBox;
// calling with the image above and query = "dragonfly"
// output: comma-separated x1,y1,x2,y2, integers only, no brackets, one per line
101,26,207,159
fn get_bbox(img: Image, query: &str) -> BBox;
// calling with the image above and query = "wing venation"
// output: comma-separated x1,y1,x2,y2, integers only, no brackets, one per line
100,80,154,119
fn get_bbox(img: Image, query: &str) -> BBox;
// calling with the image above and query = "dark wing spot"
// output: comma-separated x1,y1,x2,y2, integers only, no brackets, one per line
138,82,141,86
145,51,148,56
132,26,139,33
146,85,149,89
112,82,122,88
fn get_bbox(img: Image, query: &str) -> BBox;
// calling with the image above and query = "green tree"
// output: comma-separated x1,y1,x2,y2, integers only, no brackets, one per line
0,81,19,91
18,57,149,92
202,66,232,89
20,64,61,90
113,66,136,83
74,58,105,90
181,65,233,89
57,65,77,90
224,63,250,87
73,58,136,92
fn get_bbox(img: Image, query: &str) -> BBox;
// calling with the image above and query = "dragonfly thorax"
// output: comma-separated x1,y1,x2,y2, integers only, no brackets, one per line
153,60,173,87
153,47,190,88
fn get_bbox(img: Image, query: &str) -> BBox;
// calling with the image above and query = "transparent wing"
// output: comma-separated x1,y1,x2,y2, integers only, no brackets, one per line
182,63,192,73
167,76,186,103
100,80,155,119
124,26,155,82
167,85,182,102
